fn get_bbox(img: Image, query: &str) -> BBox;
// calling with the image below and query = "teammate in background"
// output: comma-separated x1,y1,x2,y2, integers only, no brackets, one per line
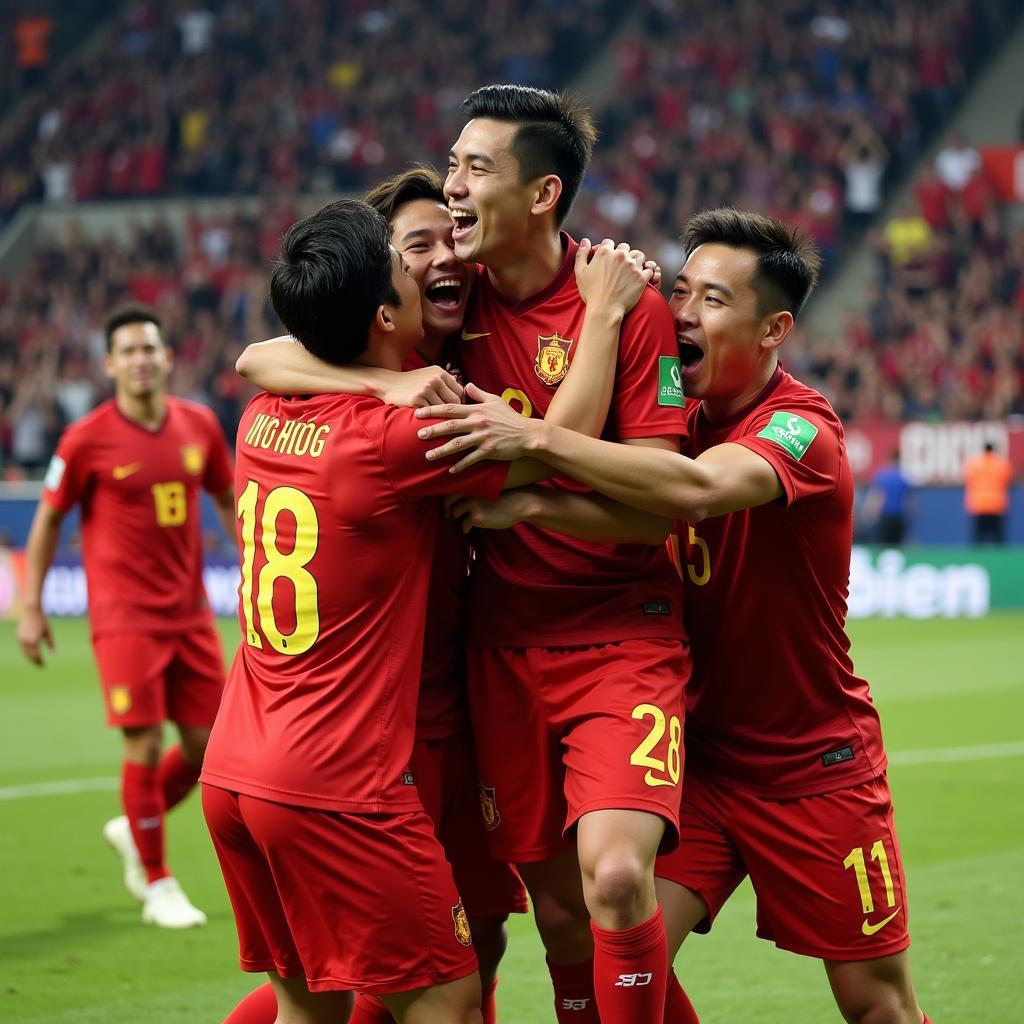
963,441,1014,544
17,304,235,929
419,208,931,1024
200,199,550,1024
863,450,914,545
230,165,667,1024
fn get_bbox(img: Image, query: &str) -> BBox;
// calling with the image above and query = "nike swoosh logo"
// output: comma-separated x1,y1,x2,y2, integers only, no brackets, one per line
460,331,491,341
112,462,142,480
861,908,901,936
643,771,677,788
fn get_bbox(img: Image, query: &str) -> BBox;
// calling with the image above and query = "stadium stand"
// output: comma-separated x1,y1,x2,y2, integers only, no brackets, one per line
0,0,1022,474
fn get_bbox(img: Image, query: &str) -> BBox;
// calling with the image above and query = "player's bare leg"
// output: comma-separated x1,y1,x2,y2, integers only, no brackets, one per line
269,972,353,1024
176,722,212,764
381,972,483,1024
467,913,508,1022
824,952,926,1024
577,808,669,1023
655,877,708,954
516,848,596,1022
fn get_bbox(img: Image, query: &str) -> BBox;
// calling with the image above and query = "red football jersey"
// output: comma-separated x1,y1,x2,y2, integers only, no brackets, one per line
456,235,687,647
42,397,233,637
675,366,887,798
404,347,469,741
200,391,507,813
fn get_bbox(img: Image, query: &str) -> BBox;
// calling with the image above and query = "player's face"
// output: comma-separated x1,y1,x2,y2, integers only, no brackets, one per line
105,322,172,398
669,243,769,404
445,118,537,265
389,198,470,340
386,246,425,354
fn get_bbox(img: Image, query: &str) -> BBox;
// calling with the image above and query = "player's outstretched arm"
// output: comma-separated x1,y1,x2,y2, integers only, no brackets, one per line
447,488,671,544
17,502,63,666
544,238,654,437
213,487,236,540
236,337,463,407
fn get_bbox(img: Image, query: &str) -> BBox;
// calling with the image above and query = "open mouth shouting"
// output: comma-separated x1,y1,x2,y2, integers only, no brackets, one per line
678,334,705,377
450,208,478,243
424,275,466,312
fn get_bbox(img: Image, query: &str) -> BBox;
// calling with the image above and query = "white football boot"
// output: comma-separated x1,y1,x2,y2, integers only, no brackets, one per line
141,876,208,928
102,816,148,902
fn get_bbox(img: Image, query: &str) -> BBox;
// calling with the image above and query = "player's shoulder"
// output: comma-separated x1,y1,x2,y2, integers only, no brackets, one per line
59,399,117,442
751,371,841,433
166,394,219,425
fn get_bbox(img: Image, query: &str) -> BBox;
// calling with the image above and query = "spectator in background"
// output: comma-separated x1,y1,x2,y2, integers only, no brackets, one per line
14,6,54,90
935,130,981,194
839,120,888,229
863,449,915,545
963,442,1014,544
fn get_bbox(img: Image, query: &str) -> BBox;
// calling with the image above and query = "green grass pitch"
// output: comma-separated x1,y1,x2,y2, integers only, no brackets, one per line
2,614,1022,1022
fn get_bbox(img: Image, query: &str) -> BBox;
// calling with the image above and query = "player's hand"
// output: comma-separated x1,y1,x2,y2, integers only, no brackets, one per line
416,383,539,472
575,238,657,316
447,491,532,533
17,607,55,666
382,366,464,408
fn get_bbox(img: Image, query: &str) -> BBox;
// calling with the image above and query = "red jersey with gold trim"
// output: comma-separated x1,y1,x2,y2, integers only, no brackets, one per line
675,367,886,798
456,234,687,647
404,347,470,741
200,391,507,813
42,397,232,637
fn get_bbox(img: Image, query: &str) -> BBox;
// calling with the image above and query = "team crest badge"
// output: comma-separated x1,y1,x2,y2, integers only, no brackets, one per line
110,686,132,715
452,900,473,946
534,332,574,386
180,445,204,475
479,785,501,832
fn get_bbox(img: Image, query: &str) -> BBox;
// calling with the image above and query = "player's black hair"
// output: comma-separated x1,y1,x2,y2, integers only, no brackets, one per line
683,208,822,320
462,84,596,225
104,304,163,353
270,199,400,365
363,164,445,227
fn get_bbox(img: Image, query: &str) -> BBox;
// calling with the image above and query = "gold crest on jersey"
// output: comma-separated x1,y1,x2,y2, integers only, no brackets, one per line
534,332,574,386
110,686,132,715
479,785,501,831
452,900,472,946
180,445,204,475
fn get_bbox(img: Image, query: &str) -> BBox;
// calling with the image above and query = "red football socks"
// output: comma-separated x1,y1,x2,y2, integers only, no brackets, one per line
591,905,669,1024
481,977,498,1024
664,971,700,1023
547,955,600,1023
348,996,393,1023
158,744,201,811
221,983,276,1024
121,760,169,885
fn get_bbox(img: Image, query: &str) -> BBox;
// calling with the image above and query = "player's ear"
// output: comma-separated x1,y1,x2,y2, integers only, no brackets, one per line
761,310,794,352
375,303,396,335
531,174,562,218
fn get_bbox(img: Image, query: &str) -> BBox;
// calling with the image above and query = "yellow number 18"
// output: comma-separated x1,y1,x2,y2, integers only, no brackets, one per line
237,480,320,656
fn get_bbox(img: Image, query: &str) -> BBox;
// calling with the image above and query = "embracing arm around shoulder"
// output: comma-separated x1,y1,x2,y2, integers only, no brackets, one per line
517,426,783,522
236,337,462,407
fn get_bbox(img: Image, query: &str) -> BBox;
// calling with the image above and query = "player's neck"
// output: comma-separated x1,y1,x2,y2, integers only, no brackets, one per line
484,228,564,302
703,355,780,423
416,329,447,363
116,391,166,430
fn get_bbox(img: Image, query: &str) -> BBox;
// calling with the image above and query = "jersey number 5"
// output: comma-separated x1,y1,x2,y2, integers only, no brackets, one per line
237,480,320,655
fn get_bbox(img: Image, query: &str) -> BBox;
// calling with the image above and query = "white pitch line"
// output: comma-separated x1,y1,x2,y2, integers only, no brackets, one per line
1,741,1023,801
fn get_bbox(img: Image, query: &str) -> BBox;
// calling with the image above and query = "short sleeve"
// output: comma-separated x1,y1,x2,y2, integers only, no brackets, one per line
201,408,234,494
734,406,842,505
609,288,688,442
42,426,89,514
381,407,508,500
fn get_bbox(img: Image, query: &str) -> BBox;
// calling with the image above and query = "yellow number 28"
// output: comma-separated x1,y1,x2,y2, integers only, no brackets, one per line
630,703,682,788
237,480,320,656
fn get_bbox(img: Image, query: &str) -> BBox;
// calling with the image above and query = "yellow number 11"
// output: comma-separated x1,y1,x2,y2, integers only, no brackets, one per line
842,840,896,914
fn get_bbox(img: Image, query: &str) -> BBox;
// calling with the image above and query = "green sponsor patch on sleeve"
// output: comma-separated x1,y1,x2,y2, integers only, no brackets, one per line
658,356,684,408
756,411,819,461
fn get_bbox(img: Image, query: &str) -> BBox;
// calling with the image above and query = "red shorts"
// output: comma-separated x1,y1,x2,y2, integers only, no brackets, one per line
467,639,688,863
410,731,528,918
92,625,224,728
655,772,911,960
202,785,479,994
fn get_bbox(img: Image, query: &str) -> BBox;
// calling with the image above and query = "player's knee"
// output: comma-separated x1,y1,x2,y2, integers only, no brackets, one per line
836,987,919,1024
582,853,650,917
530,893,592,961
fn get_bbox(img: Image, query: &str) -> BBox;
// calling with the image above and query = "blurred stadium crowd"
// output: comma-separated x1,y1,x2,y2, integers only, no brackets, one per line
0,0,1022,473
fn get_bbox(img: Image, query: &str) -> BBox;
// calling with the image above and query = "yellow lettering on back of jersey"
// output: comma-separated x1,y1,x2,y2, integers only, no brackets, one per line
244,415,331,459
